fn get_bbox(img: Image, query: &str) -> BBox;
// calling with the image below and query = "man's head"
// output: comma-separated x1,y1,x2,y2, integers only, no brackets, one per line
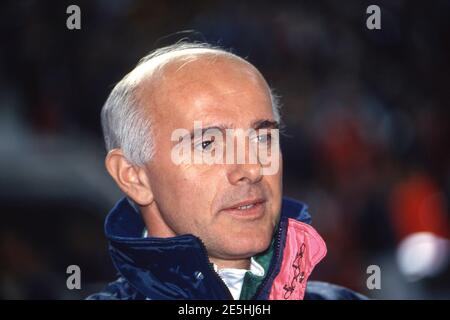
102,43,283,268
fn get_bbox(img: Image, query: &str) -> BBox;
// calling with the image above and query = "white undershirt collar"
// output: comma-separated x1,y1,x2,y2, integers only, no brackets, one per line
213,258,265,300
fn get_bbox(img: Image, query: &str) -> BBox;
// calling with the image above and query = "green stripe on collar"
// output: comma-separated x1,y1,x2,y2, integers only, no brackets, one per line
239,238,274,300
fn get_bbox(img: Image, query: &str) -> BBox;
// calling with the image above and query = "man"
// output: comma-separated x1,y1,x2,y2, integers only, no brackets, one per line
88,42,366,300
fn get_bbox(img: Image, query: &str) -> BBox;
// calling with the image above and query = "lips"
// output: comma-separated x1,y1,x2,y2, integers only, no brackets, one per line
221,198,266,219
224,198,265,210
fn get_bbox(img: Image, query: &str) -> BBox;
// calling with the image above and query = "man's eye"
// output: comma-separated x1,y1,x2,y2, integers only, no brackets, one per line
194,139,214,151
257,134,271,144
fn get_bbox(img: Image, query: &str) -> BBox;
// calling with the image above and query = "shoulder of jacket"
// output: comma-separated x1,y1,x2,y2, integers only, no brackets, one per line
86,277,145,300
304,281,368,300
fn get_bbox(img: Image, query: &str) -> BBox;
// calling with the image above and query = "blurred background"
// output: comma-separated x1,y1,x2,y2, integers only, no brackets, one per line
0,0,449,299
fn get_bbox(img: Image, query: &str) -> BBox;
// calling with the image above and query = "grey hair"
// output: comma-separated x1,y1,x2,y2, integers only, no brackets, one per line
101,42,281,166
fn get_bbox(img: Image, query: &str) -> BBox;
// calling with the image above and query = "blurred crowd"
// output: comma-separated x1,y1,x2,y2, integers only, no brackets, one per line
0,0,449,299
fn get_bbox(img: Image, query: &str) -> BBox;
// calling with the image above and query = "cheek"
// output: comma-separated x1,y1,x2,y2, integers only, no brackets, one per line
266,164,283,192
152,137,223,206
263,169,283,218
168,165,222,213
147,156,190,214
182,165,223,200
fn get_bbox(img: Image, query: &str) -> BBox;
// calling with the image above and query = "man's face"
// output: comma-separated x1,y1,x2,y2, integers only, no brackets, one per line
140,55,282,261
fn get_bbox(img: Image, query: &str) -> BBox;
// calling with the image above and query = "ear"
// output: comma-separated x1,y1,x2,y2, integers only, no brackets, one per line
105,149,154,206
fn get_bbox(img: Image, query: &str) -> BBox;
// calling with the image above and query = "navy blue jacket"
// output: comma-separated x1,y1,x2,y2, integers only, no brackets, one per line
87,197,367,300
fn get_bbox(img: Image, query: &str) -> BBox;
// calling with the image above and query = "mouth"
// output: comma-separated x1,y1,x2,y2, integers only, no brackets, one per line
221,198,266,220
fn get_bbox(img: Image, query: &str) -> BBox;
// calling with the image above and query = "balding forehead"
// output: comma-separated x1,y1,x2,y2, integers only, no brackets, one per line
125,48,252,87
133,50,268,110
150,56,267,105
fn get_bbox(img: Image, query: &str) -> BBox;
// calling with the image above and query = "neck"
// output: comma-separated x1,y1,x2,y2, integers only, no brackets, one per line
141,204,178,238
209,256,251,270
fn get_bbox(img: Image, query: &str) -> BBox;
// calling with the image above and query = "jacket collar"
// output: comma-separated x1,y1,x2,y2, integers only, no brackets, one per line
104,196,313,300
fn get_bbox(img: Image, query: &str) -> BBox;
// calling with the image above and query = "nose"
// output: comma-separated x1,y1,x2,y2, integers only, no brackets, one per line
227,162,263,185
225,130,263,185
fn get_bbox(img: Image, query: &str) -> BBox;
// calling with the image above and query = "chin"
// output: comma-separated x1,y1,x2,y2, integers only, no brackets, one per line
221,231,272,258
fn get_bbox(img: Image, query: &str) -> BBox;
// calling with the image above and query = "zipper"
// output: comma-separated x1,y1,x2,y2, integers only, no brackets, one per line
197,238,234,300
251,218,285,300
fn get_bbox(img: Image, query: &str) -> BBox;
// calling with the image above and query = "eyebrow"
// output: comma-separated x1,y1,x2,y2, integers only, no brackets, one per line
188,124,230,141
185,119,280,141
252,119,280,130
